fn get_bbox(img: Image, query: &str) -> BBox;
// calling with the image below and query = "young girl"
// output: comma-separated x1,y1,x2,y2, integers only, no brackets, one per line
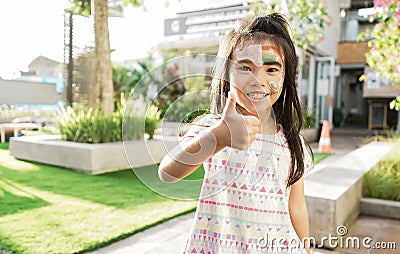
159,13,313,254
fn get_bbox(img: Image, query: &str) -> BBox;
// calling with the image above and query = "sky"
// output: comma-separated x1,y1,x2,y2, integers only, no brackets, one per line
0,0,243,80
0,0,176,80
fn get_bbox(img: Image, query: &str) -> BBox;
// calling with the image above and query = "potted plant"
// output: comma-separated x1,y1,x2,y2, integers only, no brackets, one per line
333,108,344,127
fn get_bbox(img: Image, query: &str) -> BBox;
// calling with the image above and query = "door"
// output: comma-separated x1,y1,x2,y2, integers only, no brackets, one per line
315,57,335,129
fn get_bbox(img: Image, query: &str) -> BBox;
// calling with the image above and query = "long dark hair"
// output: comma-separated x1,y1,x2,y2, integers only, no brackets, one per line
209,13,311,187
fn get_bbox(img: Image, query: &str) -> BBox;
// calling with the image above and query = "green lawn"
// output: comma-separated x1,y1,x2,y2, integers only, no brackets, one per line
314,153,329,164
0,143,198,254
0,141,329,254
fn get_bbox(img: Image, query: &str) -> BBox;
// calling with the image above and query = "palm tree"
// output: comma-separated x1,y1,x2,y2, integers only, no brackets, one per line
69,0,142,116
92,0,113,115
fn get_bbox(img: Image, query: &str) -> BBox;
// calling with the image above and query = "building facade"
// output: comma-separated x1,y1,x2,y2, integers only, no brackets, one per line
159,0,399,130
337,0,400,130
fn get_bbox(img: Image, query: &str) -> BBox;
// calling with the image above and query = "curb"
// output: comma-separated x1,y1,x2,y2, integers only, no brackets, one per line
360,197,400,220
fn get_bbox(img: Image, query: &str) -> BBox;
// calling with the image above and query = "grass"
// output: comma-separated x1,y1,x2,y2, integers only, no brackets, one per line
363,141,400,201
313,153,329,164
0,140,329,254
0,142,198,254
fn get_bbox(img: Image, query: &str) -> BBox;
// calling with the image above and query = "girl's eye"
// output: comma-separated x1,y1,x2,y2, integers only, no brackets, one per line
238,65,251,71
267,67,280,73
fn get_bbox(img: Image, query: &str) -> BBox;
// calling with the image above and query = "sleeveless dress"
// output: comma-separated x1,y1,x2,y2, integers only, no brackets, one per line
182,117,312,254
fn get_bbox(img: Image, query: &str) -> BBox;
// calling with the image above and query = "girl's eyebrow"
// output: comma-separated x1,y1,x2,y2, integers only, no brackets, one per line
263,61,282,67
236,59,282,68
236,59,255,65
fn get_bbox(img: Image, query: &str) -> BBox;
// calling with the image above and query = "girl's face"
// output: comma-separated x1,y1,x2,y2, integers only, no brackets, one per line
228,41,284,118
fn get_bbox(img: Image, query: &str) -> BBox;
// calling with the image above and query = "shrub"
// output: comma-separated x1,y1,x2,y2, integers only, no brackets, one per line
58,103,159,143
363,143,400,201
112,60,154,102
162,90,210,123
303,108,316,129
144,105,161,139
333,108,344,127
58,105,121,143
345,113,367,125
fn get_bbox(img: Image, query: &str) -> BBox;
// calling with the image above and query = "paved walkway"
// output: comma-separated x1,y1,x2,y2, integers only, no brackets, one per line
87,126,399,254
311,215,400,254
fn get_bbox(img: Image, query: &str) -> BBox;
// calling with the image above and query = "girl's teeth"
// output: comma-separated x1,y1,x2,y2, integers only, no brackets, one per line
248,93,266,99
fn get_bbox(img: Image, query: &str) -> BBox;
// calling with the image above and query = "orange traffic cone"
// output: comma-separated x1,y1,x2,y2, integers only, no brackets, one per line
318,120,332,154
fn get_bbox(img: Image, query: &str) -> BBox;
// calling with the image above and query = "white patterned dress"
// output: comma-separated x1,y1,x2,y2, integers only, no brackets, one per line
182,117,312,254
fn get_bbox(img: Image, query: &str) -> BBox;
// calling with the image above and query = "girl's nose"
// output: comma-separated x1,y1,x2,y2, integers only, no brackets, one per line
251,72,268,87
249,77,264,87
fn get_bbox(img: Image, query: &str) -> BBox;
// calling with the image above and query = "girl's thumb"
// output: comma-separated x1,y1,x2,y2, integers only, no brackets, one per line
224,91,237,114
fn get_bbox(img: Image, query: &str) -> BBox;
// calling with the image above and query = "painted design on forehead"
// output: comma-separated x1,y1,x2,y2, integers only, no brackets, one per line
235,44,263,67
235,44,284,67
262,46,284,66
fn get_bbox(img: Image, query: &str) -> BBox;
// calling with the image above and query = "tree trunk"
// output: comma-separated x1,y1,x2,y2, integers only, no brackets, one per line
89,46,100,108
92,0,114,115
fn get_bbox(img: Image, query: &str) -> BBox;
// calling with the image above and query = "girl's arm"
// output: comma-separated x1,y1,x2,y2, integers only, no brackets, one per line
158,92,261,183
288,178,310,254
158,122,228,183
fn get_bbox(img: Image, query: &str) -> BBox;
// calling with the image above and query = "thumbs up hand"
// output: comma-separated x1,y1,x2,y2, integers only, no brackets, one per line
214,91,261,150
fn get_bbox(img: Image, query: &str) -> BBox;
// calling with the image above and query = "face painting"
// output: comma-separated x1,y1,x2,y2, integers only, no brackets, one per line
262,46,283,67
235,44,264,67
230,43,285,117
234,44,284,91
261,45,284,91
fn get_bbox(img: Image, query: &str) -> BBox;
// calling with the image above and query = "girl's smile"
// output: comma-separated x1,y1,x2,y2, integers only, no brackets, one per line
246,91,269,100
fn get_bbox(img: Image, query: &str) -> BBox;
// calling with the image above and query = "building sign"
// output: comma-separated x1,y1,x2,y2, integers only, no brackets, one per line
164,5,249,36
366,71,380,90
363,66,400,98
165,17,189,36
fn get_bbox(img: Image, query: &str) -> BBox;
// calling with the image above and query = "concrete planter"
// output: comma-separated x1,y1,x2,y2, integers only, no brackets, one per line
9,135,178,175
360,197,400,220
300,127,318,143
304,141,397,249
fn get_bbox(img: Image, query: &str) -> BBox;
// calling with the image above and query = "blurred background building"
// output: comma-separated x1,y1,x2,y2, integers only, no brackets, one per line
1,0,398,130
159,0,400,130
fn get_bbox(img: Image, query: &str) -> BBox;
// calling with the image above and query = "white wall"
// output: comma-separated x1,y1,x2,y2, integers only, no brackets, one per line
0,80,57,105
316,0,341,58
